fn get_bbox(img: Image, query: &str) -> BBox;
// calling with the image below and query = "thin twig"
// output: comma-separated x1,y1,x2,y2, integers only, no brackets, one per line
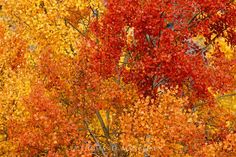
217,93,236,99
84,120,106,157
96,111,110,138
64,18,85,36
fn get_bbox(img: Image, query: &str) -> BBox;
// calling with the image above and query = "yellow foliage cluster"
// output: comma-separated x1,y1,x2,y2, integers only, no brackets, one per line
0,67,32,154
119,26,135,70
0,0,105,56
192,35,235,60
217,92,236,111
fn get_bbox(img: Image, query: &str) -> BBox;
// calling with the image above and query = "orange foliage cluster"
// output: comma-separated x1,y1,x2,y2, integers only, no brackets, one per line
8,85,92,156
120,89,236,156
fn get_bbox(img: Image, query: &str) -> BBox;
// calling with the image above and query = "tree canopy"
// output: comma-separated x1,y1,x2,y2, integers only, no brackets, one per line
0,0,235,156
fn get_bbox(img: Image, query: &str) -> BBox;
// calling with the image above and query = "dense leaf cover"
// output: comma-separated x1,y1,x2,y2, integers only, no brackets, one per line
0,0,235,156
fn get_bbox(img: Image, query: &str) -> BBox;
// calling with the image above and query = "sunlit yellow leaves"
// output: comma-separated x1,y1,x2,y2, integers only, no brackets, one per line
192,35,235,60
196,12,208,21
215,37,235,59
217,92,236,111
191,35,206,48
126,26,135,46
0,67,32,155
119,26,135,69
0,141,17,157
1,0,104,56
0,69,31,119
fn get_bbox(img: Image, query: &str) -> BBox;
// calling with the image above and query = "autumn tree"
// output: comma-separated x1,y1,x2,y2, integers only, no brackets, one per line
0,0,235,156
119,87,236,156
90,0,236,156
8,84,93,156
0,0,106,156
91,0,235,99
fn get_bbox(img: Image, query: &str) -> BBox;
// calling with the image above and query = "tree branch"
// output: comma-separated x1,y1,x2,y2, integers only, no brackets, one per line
84,120,106,157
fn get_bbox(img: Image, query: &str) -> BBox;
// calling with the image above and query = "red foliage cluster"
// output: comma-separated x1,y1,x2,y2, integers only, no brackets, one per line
91,0,235,99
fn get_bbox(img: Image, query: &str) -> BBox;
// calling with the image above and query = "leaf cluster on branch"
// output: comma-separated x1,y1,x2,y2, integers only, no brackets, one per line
0,0,235,156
